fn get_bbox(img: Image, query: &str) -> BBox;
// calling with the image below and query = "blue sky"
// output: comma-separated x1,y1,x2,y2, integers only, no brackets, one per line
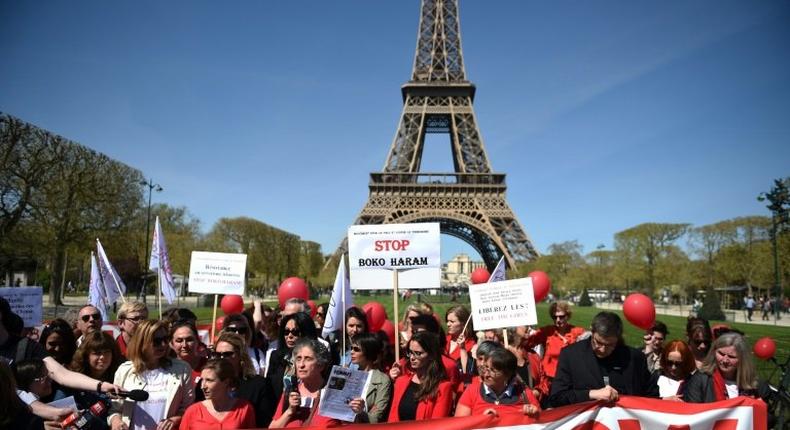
2,1,789,263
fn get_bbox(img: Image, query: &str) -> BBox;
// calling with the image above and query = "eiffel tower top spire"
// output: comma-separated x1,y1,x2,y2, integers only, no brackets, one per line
411,0,467,83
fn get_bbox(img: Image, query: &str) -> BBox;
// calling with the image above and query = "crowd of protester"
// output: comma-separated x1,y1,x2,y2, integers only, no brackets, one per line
0,294,777,430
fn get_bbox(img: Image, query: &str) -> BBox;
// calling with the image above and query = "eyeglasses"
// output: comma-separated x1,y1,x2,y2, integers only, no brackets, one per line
553,314,568,320
211,351,236,359
81,313,102,322
153,336,169,345
591,335,618,351
406,349,427,358
283,328,301,337
123,315,145,323
478,365,503,376
33,373,51,383
226,326,249,335
666,360,684,368
351,346,362,352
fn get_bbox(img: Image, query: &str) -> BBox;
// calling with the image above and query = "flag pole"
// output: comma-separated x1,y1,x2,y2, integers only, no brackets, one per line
503,329,509,348
157,268,163,319
210,294,219,346
393,269,400,363
342,268,347,367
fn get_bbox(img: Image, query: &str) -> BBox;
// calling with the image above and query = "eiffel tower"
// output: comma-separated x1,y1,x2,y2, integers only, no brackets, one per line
335,0,538,270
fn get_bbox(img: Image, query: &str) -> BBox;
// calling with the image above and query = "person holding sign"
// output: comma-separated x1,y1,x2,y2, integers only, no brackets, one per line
445,305,476,362
387,332,453,422
525,302,586,382
269,338,343,428
455,348,540,419
349,333,392,423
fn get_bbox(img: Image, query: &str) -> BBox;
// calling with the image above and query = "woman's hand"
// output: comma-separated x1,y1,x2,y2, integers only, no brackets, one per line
100,381,121,394
156,418,176,430
287,391,301,413
662,394,683,402
389,363,401,379
456,333,466,347
348,398,365,414
523,404,539,417
110,415,129,430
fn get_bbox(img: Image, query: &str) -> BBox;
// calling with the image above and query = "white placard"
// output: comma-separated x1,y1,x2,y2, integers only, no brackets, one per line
187,252,247,295
468,277,537,331
0,286,43,327
347,223,441,290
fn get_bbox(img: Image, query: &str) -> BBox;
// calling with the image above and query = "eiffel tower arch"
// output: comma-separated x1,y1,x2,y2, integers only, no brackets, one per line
334,0,539,270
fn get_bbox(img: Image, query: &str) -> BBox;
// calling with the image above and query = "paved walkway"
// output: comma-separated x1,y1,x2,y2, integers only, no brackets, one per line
595,302,790,327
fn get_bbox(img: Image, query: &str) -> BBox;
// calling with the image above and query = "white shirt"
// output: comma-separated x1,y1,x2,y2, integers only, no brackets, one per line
132,369,169,430
657,375,682,398
725,380,739,399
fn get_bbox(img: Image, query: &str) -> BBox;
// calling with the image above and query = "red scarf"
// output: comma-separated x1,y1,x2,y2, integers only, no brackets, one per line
711,368,731,401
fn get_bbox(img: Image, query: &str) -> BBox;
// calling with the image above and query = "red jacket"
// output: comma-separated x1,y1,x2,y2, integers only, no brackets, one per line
526,325,585,377
388,376,454,422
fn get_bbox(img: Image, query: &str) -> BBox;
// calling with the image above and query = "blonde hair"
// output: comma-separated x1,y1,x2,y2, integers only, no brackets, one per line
117,301,148,319
700,332,758,390
127,320,170,373
215,332,255,378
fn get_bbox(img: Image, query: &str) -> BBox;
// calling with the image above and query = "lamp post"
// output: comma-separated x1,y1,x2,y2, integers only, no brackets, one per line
758,177,789,324
140,178,163,303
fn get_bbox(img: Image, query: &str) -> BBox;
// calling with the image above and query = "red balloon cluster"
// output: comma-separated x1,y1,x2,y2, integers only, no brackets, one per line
363,302,388,332
623,293,656,330
220,295,245,315
753,337,776,360
529,271,551,302
278,277,309,308
470,268,490,284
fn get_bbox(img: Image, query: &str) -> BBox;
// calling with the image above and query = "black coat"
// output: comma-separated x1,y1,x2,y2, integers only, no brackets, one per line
548,338,659,407
684,370,775,428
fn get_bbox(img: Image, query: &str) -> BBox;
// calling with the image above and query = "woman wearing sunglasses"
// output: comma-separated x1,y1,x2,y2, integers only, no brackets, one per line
267,312,317,402
108,320,194,430
656,340,695,401
524,302,586,382
388,331,453,422
455,347,540,419
348,333,392,423
685,317,712,370
221,313,266,377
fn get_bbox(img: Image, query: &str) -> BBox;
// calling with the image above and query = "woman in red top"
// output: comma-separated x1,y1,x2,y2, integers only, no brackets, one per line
455,348,540,419
179,359,256,430
526,302,586,379
388,331,454,422
445,305,476,362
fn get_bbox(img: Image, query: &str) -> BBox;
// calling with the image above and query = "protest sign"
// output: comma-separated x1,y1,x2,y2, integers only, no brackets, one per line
469,277,537,331
187,251,247,295
0,286,43,327
347,222,440,290
319,365,372,422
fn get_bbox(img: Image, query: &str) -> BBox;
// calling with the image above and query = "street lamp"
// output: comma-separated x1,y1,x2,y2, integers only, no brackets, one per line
757,177,789,324
140,178,163,303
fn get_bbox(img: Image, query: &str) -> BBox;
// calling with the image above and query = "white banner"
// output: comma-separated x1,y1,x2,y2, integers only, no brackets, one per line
469,277,537,331
0,286,43,327
348,223,441,290
187,251,247,295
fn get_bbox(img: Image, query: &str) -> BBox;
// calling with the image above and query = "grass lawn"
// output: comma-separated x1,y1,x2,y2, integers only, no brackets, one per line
183,292,788,385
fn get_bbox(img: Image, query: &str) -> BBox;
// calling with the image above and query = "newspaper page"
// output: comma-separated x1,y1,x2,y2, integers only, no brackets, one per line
318,365,372,422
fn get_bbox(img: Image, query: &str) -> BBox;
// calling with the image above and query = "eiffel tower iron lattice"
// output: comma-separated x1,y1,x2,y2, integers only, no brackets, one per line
334,0,539,270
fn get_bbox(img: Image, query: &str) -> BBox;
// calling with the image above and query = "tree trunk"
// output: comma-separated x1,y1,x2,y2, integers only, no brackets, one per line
49,244,66,306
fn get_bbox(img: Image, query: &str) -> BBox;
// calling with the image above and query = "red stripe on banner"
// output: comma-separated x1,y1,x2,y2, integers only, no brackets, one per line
711,420,738,430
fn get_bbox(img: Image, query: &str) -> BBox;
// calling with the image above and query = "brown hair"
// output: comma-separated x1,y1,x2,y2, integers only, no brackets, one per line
127,320,171,373
549,301,572,320
445,305,474,339
69,331,123,381
215,332,255,378
659,340,696,380
409,331,447,401
201,359,239,389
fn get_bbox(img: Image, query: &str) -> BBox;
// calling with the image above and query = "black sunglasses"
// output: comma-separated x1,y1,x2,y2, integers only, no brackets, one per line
81,313,102,322
283,328,301,337
226,326,249,335
211,351,236,359
153,336,169,345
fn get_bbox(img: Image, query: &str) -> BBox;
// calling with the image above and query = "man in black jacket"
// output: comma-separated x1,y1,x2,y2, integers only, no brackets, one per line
548,311,658,407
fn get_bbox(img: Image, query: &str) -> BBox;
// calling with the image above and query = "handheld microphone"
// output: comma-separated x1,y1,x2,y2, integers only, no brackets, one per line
115,389,150,401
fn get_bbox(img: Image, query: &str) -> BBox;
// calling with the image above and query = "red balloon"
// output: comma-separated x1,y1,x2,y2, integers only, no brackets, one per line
529,271,551,302
753,337,776,360
220,295,245,315
307,300,318,318
363,302,387,332
471,267,490,284
380,319,396,345
278,277,309,308
623,293,656,330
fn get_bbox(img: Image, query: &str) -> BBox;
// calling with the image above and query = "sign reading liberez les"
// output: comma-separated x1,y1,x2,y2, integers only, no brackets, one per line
348,223,440,290
469,277,537,331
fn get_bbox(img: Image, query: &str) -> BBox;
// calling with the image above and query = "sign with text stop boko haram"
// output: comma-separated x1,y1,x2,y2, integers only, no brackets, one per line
278,396,766,430
348,222,440,290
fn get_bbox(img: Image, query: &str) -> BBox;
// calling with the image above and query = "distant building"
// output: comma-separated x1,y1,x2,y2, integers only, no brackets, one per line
442,253,485,288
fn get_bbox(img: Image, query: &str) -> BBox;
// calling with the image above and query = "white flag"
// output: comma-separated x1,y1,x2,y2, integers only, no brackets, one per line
322,255,353,338
96,238,126,304
149,216,176,304
88,252,109,321
488,256,506,283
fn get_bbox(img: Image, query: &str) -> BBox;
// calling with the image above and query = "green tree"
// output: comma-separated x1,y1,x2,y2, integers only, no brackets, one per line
698,284,725,321
614,223,690,295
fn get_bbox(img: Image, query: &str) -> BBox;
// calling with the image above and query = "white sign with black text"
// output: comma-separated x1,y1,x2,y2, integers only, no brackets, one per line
347,223,440,290
187,251,247,295
0,286,43,327
468,277,538,331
